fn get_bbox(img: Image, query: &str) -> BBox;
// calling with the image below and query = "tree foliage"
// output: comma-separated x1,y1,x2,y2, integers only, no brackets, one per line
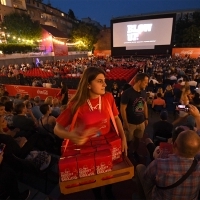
70,22,100,51
1,12,42,43
175,12,200,47
68,9,76,20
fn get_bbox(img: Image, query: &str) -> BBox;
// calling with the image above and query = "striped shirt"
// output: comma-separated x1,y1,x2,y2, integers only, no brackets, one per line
144,154,200,200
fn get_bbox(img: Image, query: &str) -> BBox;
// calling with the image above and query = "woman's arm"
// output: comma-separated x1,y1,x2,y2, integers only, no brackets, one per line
49,116,56,127
114,116,127,156
54,123,99,145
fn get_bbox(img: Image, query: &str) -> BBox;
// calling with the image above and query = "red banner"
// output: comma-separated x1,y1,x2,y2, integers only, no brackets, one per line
172,48,200,58
5,85,76,100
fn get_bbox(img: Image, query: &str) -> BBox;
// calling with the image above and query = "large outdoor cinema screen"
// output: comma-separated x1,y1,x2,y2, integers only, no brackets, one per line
113,18,173,48
111,14,176,56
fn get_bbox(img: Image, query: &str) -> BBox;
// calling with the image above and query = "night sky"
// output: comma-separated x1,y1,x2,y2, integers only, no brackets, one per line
46,0,200,26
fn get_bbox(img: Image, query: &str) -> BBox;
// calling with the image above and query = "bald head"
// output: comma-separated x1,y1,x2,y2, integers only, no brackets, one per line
175,130,200,158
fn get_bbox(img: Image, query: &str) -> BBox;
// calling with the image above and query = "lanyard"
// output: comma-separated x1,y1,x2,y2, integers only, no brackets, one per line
87,96,101,112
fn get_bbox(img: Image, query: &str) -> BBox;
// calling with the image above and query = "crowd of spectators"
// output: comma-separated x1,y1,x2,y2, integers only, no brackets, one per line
1,54,200,199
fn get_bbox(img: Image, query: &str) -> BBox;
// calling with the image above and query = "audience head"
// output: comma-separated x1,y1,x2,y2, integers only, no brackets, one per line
174,130,200,158
61,81,67,90
160,110,168,121
52,98,59,107
15,93,21,99
14,103,26,115
134,73,149,90
166,85,172,91
40,103,50,115
24,100,32,109
44,96,53,106
23,94,30,101
157,93,162,98
157,87,163,94
4,101,14,112
0,103,5,116
0,96,10,104
34,96,41,104
112,82,118,89
172,126,189,143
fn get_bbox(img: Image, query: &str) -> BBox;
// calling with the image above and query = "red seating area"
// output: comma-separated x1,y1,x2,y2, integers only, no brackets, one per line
106,67,138,81
22,68,54,78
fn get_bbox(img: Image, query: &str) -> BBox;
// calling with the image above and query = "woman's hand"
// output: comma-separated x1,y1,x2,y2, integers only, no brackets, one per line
188,104,200,117
69,127,99,146
121,136,127,156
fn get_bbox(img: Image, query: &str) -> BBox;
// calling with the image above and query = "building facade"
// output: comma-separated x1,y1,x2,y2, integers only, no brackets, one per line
0,0,77,37
25,0,78,36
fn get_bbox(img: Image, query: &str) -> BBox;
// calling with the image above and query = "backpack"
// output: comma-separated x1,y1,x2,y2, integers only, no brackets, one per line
25,150,51,171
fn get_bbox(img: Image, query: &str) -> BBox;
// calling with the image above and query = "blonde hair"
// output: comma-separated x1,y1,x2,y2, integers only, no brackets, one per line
69,67,106,116
157,87,163,95
52,98,59,106
44,96,53,105
181,87,191,104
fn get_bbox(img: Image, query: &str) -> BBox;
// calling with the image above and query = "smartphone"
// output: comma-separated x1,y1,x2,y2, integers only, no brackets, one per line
0,143,6,154
177,105,189,112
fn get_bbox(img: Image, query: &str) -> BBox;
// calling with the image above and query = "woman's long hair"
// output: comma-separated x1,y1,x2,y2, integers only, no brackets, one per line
61,81,67,91
69,67,106,116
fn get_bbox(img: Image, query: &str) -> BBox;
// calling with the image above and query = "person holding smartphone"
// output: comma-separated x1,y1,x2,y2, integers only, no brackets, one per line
0,144,30,200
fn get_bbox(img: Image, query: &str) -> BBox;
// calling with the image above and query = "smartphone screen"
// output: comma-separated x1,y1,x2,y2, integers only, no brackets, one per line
178,105,185,109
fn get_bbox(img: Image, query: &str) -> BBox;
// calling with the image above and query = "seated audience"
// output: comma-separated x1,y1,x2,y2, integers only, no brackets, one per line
0,152,30,200
152,93,166,109
13,93,23,106
4,100,15,129
13,103,38,137
136,129,200,200
31,96,43,120
153,111,173,142
38,103,62,154
51,98,61,118
44,96,53,107
136,104,200,200
39,103,56,135
0,96,10,104
164,85,174,98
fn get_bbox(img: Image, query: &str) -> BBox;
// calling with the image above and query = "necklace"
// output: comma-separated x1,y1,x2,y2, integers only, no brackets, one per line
87,96,101,112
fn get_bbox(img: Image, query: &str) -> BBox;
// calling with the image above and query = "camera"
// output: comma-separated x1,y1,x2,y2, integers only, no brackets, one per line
177,105,189,112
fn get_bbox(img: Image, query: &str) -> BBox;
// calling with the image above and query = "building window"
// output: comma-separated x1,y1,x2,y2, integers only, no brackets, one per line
37,2,39,7
61,13,64,17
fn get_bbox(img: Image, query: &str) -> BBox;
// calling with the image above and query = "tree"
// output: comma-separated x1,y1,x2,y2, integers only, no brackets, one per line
68,9,76,20
182,25,200,46
1,12,42,43
70,22,100,51
175,11,200,47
